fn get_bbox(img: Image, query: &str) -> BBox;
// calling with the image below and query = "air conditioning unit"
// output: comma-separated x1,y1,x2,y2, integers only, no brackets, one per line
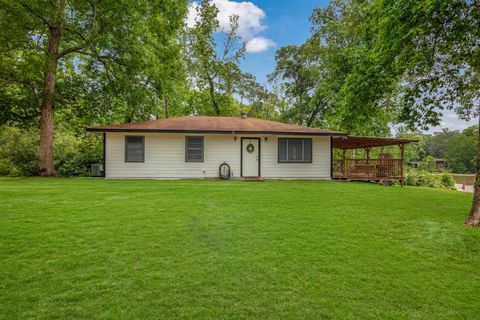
91,164,104,177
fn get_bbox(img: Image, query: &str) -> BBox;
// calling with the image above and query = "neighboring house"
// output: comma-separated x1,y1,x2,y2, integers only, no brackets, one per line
435,158,447,169
408,161,421,168
408,158,447,170
87,114,346,179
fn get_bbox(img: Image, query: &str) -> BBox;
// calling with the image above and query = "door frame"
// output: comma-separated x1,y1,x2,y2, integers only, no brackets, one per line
240,137,261,177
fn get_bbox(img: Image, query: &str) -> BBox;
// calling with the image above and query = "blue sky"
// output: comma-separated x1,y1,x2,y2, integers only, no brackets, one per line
239,0,329,84
188,0,328,84
187,0,475,133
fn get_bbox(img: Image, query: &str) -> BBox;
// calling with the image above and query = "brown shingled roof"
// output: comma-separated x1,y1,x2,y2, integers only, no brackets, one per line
86,116,346,136
332,136,418,149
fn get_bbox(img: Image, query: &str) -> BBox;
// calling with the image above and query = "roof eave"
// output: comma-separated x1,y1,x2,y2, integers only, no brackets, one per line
86,128,347,136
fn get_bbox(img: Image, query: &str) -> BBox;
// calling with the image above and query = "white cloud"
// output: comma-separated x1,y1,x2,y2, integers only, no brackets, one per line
424,110,477,134
245,37,276,53
187,0,275,53
186,2,200,28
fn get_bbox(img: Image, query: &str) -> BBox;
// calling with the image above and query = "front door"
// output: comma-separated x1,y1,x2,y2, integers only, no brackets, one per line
241,138,260,177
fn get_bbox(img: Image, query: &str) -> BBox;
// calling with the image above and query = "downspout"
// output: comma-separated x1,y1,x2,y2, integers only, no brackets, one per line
330,136,333,179
103,132,106,177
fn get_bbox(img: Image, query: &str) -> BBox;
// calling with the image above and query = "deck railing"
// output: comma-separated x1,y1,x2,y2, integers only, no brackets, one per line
333,158,403,181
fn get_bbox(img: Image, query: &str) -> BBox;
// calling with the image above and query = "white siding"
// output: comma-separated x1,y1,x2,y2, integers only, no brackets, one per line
105,133,332,179
262,136,331,178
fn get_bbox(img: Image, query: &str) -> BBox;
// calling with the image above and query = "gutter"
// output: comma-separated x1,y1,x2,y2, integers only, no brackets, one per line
85,128,348,137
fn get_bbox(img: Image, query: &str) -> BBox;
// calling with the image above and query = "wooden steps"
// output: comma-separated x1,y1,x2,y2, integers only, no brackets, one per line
241,177,265,182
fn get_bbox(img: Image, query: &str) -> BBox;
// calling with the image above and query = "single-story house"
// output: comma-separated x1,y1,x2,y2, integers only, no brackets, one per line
87,114,345,179
86,114,416,181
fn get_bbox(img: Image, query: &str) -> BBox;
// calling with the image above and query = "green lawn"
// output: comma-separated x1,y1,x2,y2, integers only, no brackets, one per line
1,178,479,319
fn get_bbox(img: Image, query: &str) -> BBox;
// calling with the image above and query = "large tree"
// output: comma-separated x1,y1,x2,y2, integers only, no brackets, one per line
315,0,480,225
0,0,187,175
269,43,327,127
186,0,245,116
309,0,398,135
271,0,394,134
368,0,480,226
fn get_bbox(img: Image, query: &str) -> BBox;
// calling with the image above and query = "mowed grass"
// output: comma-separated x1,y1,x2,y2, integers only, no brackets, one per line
1,178,479,319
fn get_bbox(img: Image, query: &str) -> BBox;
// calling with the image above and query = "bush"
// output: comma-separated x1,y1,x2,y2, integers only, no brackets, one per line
420,156,437,172
0,127,39,176
54,131,102,176
440,172,456,189
0,126,102,177
405,169,456,190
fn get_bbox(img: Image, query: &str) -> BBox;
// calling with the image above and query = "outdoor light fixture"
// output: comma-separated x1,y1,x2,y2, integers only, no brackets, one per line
234,136,237,141
264,137,268,142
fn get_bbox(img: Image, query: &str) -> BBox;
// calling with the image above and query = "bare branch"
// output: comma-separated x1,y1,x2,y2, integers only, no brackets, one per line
57,45,84,59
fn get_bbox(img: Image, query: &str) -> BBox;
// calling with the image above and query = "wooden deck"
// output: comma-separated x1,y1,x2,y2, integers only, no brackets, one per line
332,159,404,183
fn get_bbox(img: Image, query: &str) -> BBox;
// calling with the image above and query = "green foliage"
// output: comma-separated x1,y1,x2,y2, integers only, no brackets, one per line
405,170,441,188
1,0,477,178
54,131,102,176
306,0,395,135
405,169,456,189
269,43,328,127
443,129,477,173
185,91,240,116
440,173,456,189
269,1,393,133
0,127,101,177
424,129,459,158
398,126,477,174
420,156,437,172
186,0,245,116
0,0,189,126
395,129,427,163
0,127,39,176
0,0,284,176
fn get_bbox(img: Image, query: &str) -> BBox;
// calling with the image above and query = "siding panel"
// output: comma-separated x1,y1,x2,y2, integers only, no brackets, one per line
105,133,331,179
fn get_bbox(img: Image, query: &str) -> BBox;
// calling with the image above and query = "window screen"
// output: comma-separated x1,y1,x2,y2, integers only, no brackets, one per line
185,136,204,162
278,138,312,163
125,136,145,162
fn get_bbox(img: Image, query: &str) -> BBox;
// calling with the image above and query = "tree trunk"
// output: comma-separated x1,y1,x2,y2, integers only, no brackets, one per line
465,114,480,227
39,25,61,176
306,105,321,127
163,96,169,118
207,74,219,115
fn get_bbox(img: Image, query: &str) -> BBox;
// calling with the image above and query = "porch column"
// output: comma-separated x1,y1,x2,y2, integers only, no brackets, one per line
103,132,106,177
399,144,405,187
364,147,372,178
364,147,371,160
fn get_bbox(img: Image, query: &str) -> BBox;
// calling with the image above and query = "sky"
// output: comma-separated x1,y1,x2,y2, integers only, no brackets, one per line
187,0,476,133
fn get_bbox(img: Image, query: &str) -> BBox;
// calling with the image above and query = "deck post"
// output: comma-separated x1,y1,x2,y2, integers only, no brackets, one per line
399,144,405,187
364,147,371,160
365,147,371,178
332,136,417,184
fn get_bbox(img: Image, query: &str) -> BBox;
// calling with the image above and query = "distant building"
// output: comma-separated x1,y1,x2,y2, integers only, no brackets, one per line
435,158,447,169
408,158,447,170
408,161,421,168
